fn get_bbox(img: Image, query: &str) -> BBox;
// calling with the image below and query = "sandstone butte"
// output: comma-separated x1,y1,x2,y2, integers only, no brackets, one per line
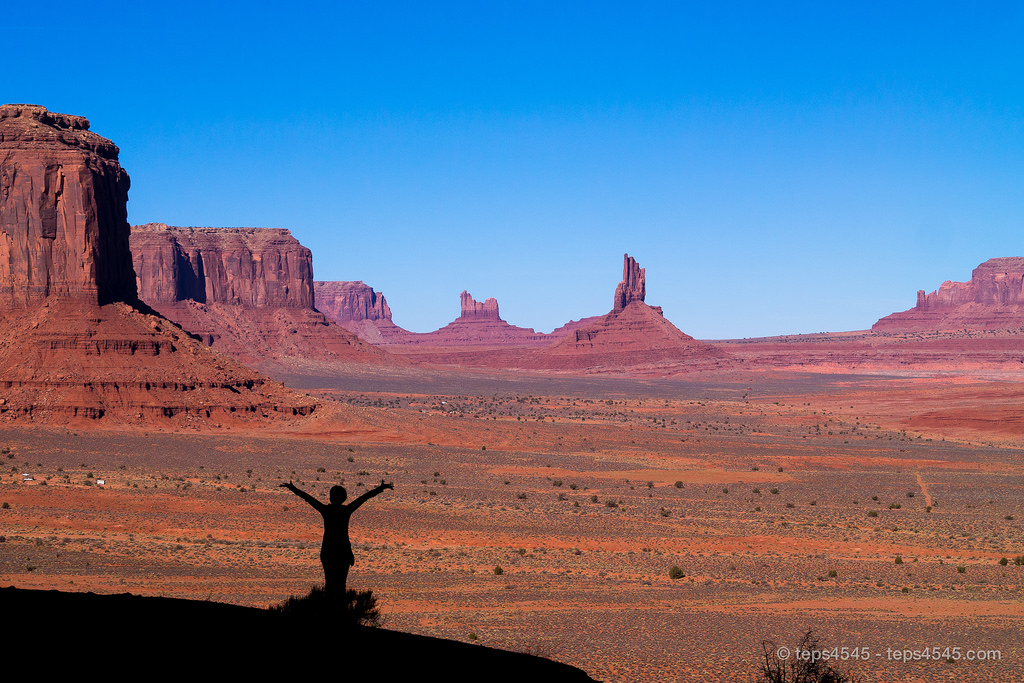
0,104,315,424
524,254,726,371
873,257,1024,331
316,281,599,348
131,224,394,367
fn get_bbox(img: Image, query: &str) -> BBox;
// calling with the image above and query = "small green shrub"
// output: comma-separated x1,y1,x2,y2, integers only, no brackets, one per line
957,565,966,574
828,570,837,578
494,565,504,575
868,511,878,518
669,566,684,580
894,555,903,565
770,488,779,495
998,557,1008,566
674,481,683,489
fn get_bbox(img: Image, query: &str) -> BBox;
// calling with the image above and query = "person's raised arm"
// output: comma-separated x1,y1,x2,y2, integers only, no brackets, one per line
348,479,394,512
279,481,326,513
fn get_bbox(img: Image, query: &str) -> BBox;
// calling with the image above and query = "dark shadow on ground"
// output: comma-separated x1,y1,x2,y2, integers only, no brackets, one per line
1,586,597,681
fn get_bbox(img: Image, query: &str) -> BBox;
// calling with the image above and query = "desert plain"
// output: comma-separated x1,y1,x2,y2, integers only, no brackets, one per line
3,363,1022,682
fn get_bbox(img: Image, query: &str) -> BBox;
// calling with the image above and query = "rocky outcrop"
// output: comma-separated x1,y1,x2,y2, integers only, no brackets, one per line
132,224,314,308
613,254,646,313
314,281,392,322
458,291,500,321
873,258,1024,331
527,254,724,371
131,225,394,366
0,105,317,424
0,104,136,307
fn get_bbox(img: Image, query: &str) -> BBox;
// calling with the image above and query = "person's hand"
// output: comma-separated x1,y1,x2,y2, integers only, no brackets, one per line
380,479,394,490
280,481,294,490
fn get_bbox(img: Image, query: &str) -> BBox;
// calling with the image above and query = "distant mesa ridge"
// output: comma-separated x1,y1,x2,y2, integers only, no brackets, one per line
314,280,392,322
131,224,393,366
0,104,317,423
873,257,1024,331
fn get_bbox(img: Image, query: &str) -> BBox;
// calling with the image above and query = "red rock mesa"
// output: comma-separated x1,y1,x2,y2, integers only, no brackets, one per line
131,224,393,366
0,105,315,423
873,257,1024,331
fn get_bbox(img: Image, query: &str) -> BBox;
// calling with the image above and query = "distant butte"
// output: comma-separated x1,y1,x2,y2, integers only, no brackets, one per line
131,224,394,367
527,254,724,371
0,105,315,424
314,280,412,345
873,257,1024,331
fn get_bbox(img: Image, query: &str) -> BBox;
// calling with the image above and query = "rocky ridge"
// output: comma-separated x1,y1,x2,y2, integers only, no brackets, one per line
131,224,392,366
873,257,1024,331
0,105,316,424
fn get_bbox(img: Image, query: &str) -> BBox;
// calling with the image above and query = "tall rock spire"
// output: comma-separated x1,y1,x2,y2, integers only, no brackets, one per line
613,253,645,313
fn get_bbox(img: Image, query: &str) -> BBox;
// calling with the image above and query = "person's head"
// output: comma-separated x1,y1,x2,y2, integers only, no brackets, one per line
330,485,348,505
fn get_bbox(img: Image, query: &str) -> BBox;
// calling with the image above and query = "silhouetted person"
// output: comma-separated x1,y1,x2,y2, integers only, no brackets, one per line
280,479,393,596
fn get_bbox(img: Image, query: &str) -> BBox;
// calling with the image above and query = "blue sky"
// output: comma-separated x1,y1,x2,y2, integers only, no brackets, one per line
7,2,1024,337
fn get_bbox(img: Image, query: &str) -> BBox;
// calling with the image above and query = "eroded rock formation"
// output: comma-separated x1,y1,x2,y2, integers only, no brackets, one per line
528,254,724,371
131,225,393,366
613,254,645,313
132,224,314,308
0,104,136,307
314,281,392,322
458,291,500,321
873,258,1024,331
0,105,317,424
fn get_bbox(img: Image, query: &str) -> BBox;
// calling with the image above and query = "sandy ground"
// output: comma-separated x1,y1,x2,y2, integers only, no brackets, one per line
1,368,1022,681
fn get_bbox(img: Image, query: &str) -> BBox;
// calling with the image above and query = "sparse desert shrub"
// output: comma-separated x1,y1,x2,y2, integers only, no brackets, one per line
770,488,779,495
760,630,857,683
871,496,879,501
590,494,599,503
660,508,671,517
1005,515,1015,521
957,565,966,574
906,491,914,498
674,481,683,489
901,587,909,593
723,488,729,494
1,502,8,509
786,502,795,508
516,492,528,500
999,557,1009,566
669,566,684,580
494,565,504,575
1014,556,1024,566
894,555,903,564
552,479,562,487
270,584,381,628
468,632,478,641
605,500,619,508
888,503,901,510
828,570,837,578
868,511,878,518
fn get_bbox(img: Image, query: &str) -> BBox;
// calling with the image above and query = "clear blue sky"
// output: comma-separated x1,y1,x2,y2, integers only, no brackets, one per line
7,2,1024,337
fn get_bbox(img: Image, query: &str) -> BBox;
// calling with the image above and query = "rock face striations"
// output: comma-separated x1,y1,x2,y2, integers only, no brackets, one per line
131,225,392,366
0,104,136,307
528,254,723,371
613,254,646,313
133,225,314,309
313,280,411,345
873,258,1024,331
0,105,315,424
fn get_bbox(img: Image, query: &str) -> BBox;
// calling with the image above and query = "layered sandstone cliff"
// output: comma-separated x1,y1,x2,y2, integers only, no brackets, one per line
873,258,1024,331
313,280,411,345
0,105,316,424
0,104,136,307
131,225,392,366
